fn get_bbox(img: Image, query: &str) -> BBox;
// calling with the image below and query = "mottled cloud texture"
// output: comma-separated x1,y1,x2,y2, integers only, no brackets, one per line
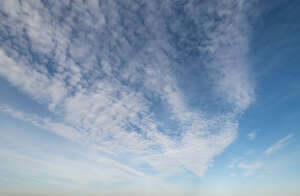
0,0,255,177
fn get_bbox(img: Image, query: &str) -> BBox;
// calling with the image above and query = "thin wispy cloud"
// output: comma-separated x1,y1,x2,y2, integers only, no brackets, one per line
265,134,294,155
248,132,257,140
0,0,254,178
237,161,263,177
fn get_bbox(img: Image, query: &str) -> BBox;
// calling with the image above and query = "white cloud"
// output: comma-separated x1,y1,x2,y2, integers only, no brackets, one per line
237,161,263,176
0,0,255,177
248,132,257,140
0,49,67,110
256,174,265,179
197,1,255,112
0,105,80,142
97,157,147,178
0,141,152,191
244,150,254,155
230,173,237,177
265,134,294,155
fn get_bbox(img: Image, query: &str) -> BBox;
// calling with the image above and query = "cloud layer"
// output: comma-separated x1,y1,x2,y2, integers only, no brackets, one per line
0,0,254,177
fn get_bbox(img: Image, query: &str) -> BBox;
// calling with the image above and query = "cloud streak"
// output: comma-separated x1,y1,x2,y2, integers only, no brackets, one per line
265,134,294,155
248,132,257,140
237,161,263,176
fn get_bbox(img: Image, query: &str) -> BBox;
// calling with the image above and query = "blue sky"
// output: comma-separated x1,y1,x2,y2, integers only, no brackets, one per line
0,0,299,196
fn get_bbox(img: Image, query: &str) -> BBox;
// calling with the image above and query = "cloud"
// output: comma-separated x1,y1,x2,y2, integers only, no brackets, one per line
0,0,255,177
247,132,257,140
0,137,156,192
230,173,237,177
237,161,263,176
265,134,294,155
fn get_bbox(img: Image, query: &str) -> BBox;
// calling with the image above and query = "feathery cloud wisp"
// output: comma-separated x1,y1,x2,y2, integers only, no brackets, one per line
265,134,294,155
237,161,263,176
248,132,257,140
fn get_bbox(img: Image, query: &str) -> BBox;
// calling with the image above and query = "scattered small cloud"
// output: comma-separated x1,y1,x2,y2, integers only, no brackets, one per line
256,174,265,179
265,134,294,155
237,161,263,176
230,173,237,177
244,150,254,156
247,132,257,140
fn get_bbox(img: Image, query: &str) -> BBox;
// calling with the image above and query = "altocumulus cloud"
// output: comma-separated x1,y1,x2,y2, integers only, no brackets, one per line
0,0,255,177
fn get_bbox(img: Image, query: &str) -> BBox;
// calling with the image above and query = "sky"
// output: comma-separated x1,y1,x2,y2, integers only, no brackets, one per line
0,0,299,196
